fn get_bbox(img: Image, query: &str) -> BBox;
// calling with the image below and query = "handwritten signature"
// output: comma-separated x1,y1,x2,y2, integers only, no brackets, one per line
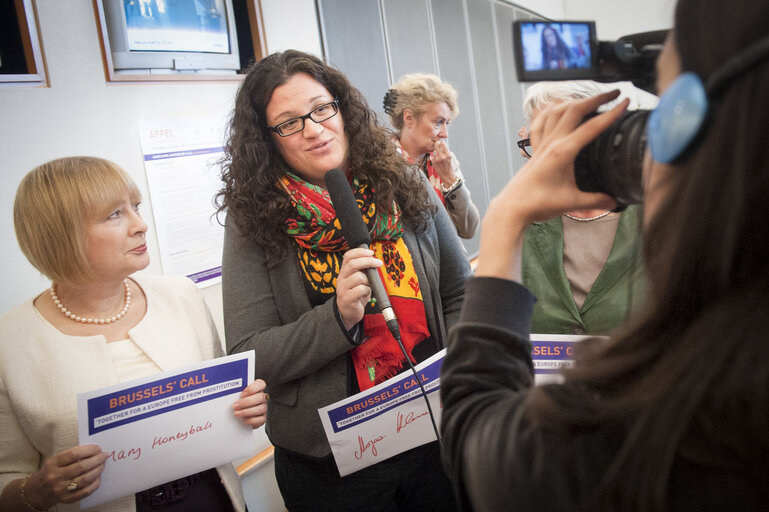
396,410,429,434
152,421,213,450
107,446,142,462
353,434,386,460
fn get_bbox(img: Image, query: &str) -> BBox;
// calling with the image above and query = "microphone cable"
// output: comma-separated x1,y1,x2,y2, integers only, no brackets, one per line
391,322,442,446
324,168,442,445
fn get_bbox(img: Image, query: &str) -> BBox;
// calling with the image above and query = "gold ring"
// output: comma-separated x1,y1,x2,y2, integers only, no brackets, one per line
264,393,270,402
66,481,78,492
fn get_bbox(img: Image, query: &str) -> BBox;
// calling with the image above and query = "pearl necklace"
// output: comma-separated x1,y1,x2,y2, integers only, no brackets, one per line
50,279,131,324
562,211,612,222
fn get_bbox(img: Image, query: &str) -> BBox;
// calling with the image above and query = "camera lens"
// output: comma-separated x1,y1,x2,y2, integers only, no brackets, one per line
574,109,650,208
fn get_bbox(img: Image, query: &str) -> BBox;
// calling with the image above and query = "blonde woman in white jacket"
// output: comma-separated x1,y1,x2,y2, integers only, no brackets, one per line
0,157,267,512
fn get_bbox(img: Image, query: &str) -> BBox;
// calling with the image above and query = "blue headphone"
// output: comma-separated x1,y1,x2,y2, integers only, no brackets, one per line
647,34,769,164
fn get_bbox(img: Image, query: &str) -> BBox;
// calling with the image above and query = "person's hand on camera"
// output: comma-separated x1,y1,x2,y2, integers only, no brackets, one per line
335,248,382,331
477,90,628,281
22,445,109,509
512,90,627,222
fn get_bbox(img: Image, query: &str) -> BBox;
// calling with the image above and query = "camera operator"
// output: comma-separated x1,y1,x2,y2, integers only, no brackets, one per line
518,81,645,335
440,0,769,510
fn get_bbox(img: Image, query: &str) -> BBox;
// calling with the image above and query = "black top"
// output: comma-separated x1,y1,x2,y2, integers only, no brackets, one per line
440,277,768,511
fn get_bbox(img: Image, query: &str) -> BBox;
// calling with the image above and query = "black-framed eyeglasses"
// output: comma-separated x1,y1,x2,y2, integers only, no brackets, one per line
267,99,339,137
517,138,532,158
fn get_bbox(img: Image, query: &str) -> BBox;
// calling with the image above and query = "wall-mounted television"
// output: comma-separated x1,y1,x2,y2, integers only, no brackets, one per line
101,0,241,75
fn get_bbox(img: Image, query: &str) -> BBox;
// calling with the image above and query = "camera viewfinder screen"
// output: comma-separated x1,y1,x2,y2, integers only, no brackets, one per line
123,0,230,54
518,22,593,72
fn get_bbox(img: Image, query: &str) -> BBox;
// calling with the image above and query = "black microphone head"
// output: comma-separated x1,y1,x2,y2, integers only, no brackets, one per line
324,168,371,247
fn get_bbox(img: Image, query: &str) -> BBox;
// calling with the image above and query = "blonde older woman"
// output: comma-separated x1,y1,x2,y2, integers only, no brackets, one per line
384,73,480,239
0,157,267,512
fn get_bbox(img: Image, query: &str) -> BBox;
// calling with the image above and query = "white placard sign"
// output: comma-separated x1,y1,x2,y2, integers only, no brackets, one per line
77,351,255,508
318,349,445,477
318,334,601,475
531,333,604,384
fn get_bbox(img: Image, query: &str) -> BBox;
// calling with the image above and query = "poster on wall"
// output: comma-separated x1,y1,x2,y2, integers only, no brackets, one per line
138,117,226,288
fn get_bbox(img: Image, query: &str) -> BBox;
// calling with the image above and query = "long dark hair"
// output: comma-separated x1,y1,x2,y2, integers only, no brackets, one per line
540,25,571,69
216,50,434,265
526,0,769,508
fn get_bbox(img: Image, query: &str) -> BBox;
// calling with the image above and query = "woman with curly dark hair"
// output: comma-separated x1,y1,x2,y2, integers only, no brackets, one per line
540,25,573,70
217,50,469,511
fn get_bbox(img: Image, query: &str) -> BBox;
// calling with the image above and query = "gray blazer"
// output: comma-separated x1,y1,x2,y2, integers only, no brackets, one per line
222,187,471,457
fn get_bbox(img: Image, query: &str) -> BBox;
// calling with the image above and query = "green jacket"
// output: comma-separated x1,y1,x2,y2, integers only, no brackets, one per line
522,206,645,335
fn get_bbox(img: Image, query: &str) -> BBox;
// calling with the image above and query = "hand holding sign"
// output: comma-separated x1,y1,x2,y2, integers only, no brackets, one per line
77,352,256,508
16,445,109,510
233,378,268,428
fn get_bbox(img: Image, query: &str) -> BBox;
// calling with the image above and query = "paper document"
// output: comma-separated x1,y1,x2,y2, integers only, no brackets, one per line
319,349,445,476
77,351,255,507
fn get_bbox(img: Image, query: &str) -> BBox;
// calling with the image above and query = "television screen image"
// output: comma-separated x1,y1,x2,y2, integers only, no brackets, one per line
123,0,230,54
518,21,593,72
100,0,241,75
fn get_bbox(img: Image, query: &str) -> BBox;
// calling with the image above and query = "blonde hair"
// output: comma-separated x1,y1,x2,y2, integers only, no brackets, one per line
13,156,141,283
384,73,459,131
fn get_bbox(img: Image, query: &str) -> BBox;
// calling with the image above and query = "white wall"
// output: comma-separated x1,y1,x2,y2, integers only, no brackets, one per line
508,0,565,18
563,0,674,39
261,0,323,56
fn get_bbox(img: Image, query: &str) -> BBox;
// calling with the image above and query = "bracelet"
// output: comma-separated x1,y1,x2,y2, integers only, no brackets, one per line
19,475,48,511
441,175,463,194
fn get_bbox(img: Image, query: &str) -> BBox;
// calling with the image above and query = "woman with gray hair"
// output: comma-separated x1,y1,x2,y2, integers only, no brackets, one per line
517,81,644,335
384,73,480,239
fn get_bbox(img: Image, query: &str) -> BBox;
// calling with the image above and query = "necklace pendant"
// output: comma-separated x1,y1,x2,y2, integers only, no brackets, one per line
50,278,132,325
562,210,612,222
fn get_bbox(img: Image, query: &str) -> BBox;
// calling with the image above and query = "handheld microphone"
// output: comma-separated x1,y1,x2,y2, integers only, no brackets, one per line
324,168,400,341
324,168,441,443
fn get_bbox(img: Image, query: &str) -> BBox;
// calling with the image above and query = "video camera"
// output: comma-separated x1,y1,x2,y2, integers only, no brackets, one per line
512,21,668,207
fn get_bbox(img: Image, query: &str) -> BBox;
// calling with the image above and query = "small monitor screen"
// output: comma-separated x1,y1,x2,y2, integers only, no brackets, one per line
123,0,230,54
518,21,593,72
